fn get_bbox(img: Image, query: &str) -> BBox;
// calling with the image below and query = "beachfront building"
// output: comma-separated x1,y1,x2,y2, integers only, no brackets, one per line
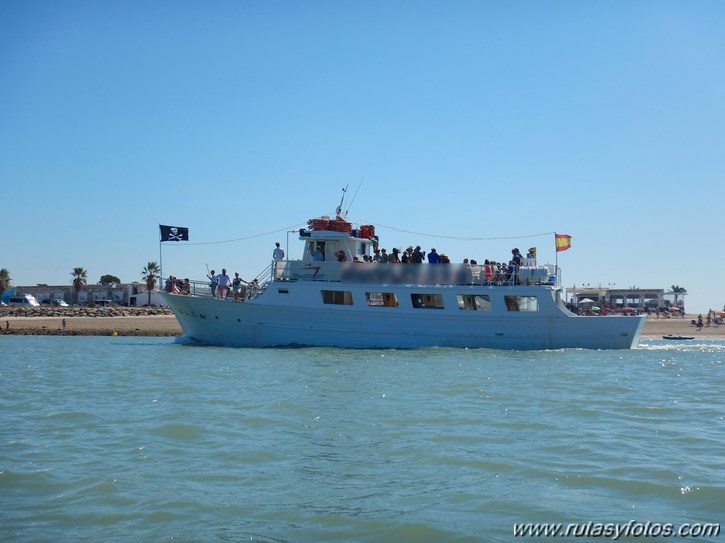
8,282,168,307
566,286,686,312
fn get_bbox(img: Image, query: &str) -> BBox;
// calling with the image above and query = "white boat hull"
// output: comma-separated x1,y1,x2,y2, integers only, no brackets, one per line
161,284,644,350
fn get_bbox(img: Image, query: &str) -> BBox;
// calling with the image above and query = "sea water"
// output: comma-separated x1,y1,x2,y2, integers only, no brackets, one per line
1,336,723,542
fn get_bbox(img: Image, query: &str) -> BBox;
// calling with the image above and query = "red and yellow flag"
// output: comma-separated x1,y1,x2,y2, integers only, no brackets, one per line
555,233,572,252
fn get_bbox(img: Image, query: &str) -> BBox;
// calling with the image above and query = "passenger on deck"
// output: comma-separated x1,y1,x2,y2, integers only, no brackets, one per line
311,246,324,261
232,272,247,302
207,270,217,297
379,248,389,263
483,260,494,282
336,250,347,262
427,248,440,263
273,242,285,261
506,261,517,284
389,248,401,263
511,248,523,267
411,246,425,263
166,276,180,293
247,279,259,299
217,269,231,299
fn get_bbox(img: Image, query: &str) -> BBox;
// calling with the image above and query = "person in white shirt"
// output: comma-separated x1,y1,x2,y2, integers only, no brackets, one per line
216,269,232,299
273,242,285,260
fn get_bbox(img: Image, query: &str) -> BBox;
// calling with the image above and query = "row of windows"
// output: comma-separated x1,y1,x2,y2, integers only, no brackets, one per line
318,290,539,312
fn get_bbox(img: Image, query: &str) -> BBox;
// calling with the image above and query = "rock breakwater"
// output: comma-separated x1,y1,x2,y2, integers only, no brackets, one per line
0,306,173,318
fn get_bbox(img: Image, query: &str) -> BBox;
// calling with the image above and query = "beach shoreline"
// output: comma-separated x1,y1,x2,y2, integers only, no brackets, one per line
0,308,722,338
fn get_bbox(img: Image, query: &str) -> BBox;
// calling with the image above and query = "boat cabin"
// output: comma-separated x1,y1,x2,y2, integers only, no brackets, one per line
271,217,554,288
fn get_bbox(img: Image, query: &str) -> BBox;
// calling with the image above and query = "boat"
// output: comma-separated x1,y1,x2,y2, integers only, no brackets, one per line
160,214,645,350
662,335,695,341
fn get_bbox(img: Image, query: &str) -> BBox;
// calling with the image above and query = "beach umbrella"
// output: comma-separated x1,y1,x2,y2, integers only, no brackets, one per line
578,298,595,304
716,311,725,316
622,307,635,312
592,307,601,311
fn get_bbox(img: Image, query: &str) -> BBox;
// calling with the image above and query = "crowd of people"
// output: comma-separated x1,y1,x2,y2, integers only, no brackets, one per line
328,244,533,268
694,311,723,329
171,243,536,300
205,269,260,301
325,244,536,285
164,276,191,295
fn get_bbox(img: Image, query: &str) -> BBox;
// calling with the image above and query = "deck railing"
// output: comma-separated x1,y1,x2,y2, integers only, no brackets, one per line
273,261,558,287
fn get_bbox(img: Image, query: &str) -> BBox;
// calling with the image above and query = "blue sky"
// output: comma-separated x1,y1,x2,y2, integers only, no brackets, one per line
1,1,723,313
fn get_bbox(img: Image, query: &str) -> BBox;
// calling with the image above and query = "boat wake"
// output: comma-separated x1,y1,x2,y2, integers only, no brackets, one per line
637,339,725,352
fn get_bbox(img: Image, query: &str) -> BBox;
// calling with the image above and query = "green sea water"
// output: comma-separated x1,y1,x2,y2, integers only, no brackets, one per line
1,336,723,542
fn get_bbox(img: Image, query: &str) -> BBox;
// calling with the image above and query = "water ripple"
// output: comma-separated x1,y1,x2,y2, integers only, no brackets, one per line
0,336,723,542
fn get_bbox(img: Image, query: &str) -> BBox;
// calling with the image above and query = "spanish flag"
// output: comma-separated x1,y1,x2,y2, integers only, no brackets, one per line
555,233,572,252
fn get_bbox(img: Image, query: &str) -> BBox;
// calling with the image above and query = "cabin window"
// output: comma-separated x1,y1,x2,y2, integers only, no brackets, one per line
457,294,492,311
321,290,353,305
411,293,444,309
366,292,398,307
504,295,538,312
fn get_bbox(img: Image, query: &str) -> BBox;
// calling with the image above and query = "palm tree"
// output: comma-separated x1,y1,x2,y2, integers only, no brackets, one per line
142,261,161,306
0,268,11,301
71,267,88,304
670,285,687,306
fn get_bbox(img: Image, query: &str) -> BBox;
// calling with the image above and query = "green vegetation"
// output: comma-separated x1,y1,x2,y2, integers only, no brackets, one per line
99,274,122,285
0,268,11,300
142,262,160,306
71,267,88,304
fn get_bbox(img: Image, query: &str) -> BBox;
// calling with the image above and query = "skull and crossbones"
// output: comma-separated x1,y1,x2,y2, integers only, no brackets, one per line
167,227,183,241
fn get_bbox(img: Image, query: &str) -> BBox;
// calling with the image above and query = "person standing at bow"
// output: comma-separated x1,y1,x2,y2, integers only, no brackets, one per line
217,269,232,300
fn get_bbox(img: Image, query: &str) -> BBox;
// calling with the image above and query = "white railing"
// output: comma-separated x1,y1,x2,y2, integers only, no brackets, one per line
273,261,557,287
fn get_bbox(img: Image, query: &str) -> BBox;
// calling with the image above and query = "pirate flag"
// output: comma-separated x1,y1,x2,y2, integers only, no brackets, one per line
160,225,189,242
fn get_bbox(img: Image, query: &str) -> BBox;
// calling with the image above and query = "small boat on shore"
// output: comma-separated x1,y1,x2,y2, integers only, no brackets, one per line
161,210,645,350
662,335,695,341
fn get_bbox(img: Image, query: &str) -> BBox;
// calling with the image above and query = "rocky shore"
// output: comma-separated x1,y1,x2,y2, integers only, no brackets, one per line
0,306,173,318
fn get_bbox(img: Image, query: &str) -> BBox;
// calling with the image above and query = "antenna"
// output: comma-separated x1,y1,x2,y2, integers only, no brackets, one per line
346,177,364,216
335,185,348,217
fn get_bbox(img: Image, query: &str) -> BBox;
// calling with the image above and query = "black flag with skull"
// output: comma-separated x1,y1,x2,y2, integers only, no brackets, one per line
159,225,189,242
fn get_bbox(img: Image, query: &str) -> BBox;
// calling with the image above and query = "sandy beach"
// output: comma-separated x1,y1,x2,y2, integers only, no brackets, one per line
0,307,181,336
0,307,721,338
0,315,182,336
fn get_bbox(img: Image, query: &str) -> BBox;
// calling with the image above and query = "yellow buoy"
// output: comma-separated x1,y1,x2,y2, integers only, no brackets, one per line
112,331,118,336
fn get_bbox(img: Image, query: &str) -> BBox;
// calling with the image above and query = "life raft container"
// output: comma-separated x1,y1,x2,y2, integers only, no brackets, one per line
328,218,352,233
308,218,330,230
